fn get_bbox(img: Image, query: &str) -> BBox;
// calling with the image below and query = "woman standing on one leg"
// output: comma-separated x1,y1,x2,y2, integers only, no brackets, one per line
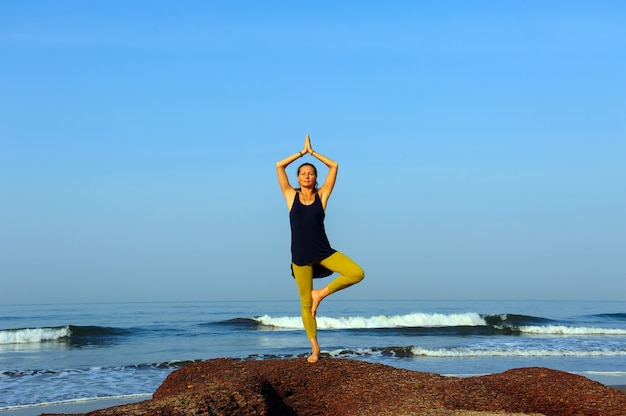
276,134,364,363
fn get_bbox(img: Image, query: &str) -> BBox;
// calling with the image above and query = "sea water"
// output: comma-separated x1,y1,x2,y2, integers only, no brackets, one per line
1,300,625,411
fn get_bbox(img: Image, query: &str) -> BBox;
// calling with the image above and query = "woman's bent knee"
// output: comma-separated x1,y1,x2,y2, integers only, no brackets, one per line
353,267,365,283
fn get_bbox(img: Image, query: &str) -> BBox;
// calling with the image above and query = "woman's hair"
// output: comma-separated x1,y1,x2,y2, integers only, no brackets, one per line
296,162,319,192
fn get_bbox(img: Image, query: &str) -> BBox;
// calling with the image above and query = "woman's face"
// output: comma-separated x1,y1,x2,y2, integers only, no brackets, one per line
298,165,317,188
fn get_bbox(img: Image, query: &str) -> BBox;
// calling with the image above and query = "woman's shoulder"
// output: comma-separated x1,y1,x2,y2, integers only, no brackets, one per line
283,187,298,211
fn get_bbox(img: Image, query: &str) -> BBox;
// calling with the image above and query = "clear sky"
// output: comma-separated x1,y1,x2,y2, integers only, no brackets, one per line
1,1,625,304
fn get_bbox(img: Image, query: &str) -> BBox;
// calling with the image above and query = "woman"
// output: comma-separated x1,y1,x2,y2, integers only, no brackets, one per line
276,134,364,363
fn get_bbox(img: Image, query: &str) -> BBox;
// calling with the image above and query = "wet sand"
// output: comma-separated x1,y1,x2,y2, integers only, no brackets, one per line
0,396,148,416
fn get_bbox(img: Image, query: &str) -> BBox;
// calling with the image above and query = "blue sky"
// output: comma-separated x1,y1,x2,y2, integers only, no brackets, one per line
1,1,625,304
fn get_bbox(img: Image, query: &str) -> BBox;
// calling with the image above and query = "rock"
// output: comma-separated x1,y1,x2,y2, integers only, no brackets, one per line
47,358,626,416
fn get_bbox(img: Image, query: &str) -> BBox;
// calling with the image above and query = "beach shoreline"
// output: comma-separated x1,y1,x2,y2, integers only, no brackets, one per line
0,396,149,416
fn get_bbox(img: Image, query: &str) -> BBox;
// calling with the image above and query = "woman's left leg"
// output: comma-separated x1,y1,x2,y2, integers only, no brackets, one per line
311,252,364,318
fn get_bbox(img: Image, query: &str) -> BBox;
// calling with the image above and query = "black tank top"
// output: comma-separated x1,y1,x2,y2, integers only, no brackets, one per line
289,192,336,277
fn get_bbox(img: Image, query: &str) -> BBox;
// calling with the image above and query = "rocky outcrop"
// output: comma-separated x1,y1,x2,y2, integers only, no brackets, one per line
51,358,626,415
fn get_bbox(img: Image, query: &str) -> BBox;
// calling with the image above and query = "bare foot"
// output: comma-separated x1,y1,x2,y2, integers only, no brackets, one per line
307,353,319,363
311,287,329,319
307,344,321,363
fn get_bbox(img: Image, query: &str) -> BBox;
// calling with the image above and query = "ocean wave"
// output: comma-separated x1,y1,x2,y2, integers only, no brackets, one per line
0,325,71,344
243,345,626,361
2,360,196,379
0,363,174,408
210,318,262,329
518,325,626,336
0,325,133,345
577,371,626,377
245,313,626,338
591,313,626,320
408,346,626,357
252,312,487,330
322,346,626,358
0,394,152,412
482,313,555,327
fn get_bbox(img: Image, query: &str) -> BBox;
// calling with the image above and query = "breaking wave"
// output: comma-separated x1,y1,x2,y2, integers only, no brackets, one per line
252,312,487,329
0,326,71,344
0,325,132,345
232,313,626,337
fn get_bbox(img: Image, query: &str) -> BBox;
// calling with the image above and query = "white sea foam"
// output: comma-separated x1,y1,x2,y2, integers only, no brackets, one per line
0,394,151,412
410,346,626,357
577,371,626,376
286,346,626,361
0,364,171,408
255,316,302,329
0,326,70,344
518,325,626,336
326,347,376,357
254,312,487,330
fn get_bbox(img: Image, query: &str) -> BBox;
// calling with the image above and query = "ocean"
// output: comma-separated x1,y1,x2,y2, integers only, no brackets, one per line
1,299,625,412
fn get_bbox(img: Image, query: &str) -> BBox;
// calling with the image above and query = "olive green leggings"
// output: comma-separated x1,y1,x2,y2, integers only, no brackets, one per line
292,252,365,339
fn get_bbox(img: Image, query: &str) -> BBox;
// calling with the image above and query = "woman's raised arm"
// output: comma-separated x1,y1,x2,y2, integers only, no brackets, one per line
276,135,309,207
